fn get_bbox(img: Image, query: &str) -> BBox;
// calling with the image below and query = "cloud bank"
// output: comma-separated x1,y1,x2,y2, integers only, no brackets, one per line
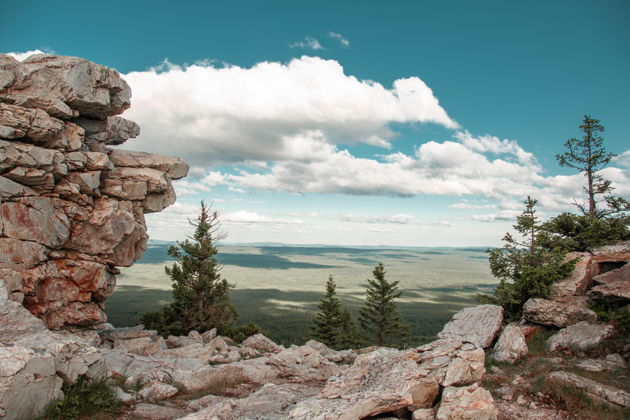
122,56,459,166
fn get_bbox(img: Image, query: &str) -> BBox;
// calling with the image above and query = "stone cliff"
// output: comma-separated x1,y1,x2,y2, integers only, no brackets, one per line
0,53,188,329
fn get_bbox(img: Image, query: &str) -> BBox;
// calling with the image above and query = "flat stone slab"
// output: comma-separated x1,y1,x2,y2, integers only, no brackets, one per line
547,322,615,352
437,305,503,348
523,298,597,328
548,371,630,408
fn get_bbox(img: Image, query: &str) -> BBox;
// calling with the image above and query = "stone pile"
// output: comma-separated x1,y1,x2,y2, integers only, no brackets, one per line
0,53,188,329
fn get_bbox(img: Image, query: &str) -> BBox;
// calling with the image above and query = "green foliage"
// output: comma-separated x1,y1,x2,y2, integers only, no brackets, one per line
527,328,558,355
225,321,265,343
338,307,361,349
141,201,237,337
42,377,118,420
359,263,409,347
310,275,343,348
480,197,576,319
556,115,630,216
542,212,630,252
589,302,630,333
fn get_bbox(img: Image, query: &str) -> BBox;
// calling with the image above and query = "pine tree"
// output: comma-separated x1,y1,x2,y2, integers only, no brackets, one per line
359,263,409,347
141,201,237,336
483,197,576,318
338,307,360,350
556,115,630,216
310,275,342,348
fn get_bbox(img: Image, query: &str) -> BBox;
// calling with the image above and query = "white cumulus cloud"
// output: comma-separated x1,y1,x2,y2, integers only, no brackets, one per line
121,56,458,166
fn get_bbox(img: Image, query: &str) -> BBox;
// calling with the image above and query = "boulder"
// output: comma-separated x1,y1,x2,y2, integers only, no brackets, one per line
183,383,321,420
241,333,284,354
131,403,184,420
592,263,630,285
0,54,131,119
592,241,630,264
587,280,630,303
547,322,615,352
1,197,70,248
113,335,165,357
108,149,189,180
550,252,597,298
435,384,498,420
289,348,440,419
138,381,178,402
0,344,63,420
201,328,217,343
490,324,528,364
522,298,597,328
75,116,140,145
437,304,503,348
548,371,630,408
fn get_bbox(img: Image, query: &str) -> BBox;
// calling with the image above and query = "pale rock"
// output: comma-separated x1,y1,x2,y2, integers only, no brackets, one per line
156,343,218,364
166,330,203,348
551,252,597,298
68,197,147,266
114,386,136,403
436,384,498,420
0,344,63,420
437,304,503,348
0,176,36,198
241,333,284,354
547,322,615,352
98,325,156,342
201,327,217,343
593,263,630,285
522,298,597,328
131,403,185,420
592,241,630,263
588,280,630,303
3,166,54,189
412,408,436,420
142,182,176,213
114,335,165,357
76,116,140,145
42,301,108,329
290,348,440,419
182,383,321,420
414,339,486,386
0,54,131,118
103,167,169,196
138,381,178,402
0,237,49,272
490,324,528,364
605,353,627,368
239,346,262,359
109,149,189,179
548,371,630,408
64,151,113,171
207,335,230,353
0,102,65,143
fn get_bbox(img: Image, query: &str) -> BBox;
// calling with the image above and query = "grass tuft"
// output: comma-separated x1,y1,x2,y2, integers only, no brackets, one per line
41,376,119,420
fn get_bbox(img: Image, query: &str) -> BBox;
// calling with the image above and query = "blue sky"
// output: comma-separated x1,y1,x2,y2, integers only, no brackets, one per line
3,0,629,246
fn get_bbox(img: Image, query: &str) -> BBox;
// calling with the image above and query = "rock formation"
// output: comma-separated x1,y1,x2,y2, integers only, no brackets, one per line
0,53,188,329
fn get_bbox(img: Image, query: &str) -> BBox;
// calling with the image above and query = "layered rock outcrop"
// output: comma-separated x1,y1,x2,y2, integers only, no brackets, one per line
0,53,188,329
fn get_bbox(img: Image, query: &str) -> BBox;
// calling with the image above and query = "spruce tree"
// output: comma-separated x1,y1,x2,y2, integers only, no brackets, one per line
310,275,342,348
483,197,576,318
555,115,630,216
359,263,409,347
141,201,237,336
338,307,360,350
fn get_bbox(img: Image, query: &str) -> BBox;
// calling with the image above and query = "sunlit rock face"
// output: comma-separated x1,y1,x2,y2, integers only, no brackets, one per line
0,53,188,329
